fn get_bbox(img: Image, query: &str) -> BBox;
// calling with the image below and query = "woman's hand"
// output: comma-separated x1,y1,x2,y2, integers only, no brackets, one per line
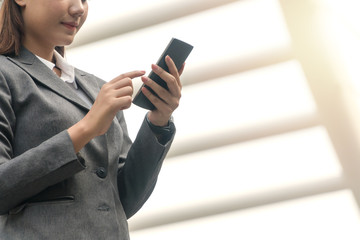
68,70,145,152
141,55,185,126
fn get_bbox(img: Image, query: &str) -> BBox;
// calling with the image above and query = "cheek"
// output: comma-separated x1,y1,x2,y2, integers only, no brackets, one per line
77,12,88,32
23,8,56,29
22,12,44,36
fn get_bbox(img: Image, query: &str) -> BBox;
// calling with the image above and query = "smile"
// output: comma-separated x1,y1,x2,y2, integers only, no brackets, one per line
62,22,78,31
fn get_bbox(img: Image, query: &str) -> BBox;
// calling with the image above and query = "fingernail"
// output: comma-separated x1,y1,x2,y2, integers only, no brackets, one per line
141,86,149,93
152,64,159,70
166,55,172,61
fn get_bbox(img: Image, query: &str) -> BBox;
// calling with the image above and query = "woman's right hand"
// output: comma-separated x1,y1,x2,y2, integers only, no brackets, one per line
68,70,145,152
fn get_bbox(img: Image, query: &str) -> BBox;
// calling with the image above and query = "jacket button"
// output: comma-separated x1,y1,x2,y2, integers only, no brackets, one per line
96,167,107,179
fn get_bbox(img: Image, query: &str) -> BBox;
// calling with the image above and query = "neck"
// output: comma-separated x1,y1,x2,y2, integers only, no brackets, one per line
22,38,55,63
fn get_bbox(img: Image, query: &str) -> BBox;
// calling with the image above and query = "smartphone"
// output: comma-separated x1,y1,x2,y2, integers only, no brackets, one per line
132,38,193,110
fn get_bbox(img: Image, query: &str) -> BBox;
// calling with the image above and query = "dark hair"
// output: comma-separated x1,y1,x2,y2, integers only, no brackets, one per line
0,0,64,56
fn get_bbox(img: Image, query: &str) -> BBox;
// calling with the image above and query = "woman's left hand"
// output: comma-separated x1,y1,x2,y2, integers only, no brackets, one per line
141,55,185,126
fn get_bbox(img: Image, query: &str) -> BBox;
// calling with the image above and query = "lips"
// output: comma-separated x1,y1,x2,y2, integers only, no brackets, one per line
62,22,79,31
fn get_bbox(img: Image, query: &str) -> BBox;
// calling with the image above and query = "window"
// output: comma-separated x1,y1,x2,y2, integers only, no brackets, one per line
67,0,360,238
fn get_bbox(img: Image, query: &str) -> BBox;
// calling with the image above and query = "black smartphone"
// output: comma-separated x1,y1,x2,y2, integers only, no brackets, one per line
132,38,193,110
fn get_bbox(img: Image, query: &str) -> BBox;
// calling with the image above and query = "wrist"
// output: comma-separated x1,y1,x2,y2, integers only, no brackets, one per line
146,113,172,128
147,112,171,127
68,119,96,152
145,113,175,145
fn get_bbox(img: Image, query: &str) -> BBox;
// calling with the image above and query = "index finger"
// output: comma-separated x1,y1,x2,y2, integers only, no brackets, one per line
112,70,146,83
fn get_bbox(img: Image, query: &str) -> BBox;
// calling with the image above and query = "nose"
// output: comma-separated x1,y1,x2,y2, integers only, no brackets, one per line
69,0,86,17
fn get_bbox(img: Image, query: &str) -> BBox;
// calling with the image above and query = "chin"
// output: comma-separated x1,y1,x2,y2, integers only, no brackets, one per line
61,38,75,47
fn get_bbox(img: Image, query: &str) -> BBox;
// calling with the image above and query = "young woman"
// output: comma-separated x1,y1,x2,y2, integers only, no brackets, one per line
0,0,184,239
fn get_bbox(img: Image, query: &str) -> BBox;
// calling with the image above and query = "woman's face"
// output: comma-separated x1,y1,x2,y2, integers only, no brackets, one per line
18,0,88,52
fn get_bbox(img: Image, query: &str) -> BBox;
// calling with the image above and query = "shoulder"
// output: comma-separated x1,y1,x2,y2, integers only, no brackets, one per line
0,56,15,95
0,55,13,69
0,55,24,80
0,53,30,71
0,54,33,83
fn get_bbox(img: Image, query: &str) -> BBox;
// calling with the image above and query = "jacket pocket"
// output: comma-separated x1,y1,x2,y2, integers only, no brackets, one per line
28,195,75,205
9,196,75,215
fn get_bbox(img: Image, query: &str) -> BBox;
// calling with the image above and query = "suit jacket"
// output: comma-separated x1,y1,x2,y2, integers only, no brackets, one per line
0,48,174,239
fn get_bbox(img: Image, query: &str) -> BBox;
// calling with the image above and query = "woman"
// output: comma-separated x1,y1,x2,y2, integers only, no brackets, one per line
0,0,184,239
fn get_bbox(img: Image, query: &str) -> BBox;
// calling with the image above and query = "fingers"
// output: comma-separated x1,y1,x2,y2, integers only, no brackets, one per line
107,70,145,99
141,78,180,112
141,77,177,108
141,86,174,112
165,55,181,88
140,56,185,111
141,57,185,126
119,70,146,79
114,95,133,110
111,77,133,91
150,63,181,97
178,63,185,76
85,70,145,138
97,70,145,111
109,70,146,84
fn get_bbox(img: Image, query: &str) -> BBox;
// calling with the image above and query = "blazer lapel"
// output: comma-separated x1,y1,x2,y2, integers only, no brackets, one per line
75,69,101,104
8,47,94,111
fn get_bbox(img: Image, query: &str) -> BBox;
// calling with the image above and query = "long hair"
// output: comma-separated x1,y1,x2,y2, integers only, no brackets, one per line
0,0,23,56
0,0,64,57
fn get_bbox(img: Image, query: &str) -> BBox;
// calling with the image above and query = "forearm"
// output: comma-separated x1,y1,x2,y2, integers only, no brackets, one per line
118,117,175,218
0,130,85,214
67,118,97,153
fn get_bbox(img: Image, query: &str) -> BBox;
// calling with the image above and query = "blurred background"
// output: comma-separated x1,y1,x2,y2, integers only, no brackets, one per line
67,0,360,239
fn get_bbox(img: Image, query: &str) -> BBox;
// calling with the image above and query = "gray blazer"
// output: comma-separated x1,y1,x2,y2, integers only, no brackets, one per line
0,48,174,239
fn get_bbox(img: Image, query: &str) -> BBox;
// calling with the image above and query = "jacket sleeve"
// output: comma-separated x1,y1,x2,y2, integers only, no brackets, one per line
116,113,176,219
0,70,86,215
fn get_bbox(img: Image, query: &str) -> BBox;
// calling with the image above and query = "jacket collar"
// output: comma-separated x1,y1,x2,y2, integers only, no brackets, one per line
7,47,99,111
